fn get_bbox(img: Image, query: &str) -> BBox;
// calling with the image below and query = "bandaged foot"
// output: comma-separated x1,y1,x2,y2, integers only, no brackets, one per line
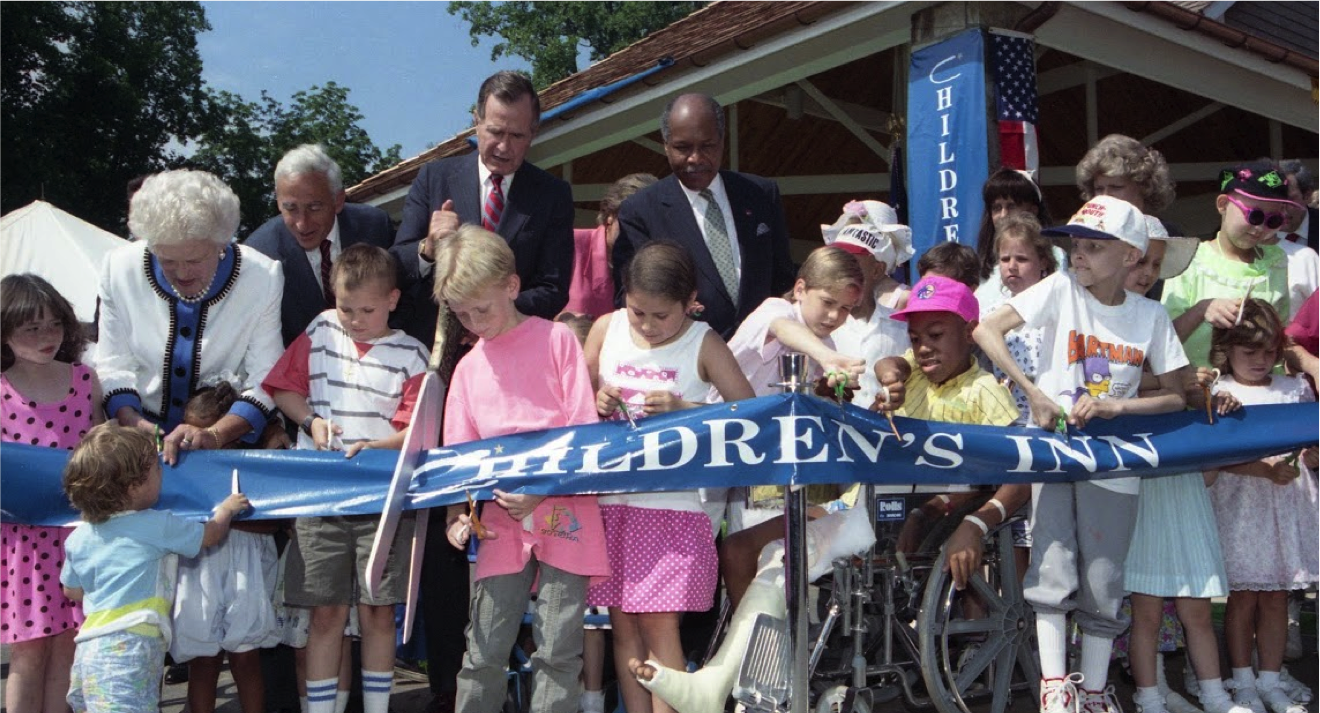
636,507,875,713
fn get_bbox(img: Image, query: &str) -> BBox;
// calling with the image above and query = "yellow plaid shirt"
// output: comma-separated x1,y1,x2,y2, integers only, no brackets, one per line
895,350,1020,427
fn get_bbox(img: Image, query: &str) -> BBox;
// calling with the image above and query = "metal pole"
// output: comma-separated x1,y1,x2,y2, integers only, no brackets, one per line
777,353,811,713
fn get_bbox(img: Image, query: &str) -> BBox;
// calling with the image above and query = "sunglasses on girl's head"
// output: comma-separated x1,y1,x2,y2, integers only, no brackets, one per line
1224,195,1287,230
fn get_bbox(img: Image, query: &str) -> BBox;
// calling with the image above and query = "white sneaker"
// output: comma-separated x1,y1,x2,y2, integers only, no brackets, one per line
1231,686,1267,713
1041,674,1086,713
1256,686,1309,713
1258,686,1307,713
1277,668,1312,705
1164,689,1204,713
1200,693,1255,713
1137,695,1170,713
1082,686,1125,713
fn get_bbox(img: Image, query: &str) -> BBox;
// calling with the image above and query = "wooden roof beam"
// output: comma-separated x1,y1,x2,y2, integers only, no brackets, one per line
794,79,891,164
749,88,895,133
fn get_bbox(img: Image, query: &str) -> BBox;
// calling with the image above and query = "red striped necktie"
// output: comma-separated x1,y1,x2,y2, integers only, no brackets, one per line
483,174,505,232
319,239,334,306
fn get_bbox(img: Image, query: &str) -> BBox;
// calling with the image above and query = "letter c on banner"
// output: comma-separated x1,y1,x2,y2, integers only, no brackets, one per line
929,55,962,84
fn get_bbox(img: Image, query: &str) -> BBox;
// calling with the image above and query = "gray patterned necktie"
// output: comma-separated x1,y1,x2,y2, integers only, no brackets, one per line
700,188,739,305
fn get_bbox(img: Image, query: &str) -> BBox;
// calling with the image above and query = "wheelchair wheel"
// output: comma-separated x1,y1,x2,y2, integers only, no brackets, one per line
916,524,1039,713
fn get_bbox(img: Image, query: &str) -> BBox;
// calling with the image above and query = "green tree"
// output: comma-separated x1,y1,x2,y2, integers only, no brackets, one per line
191,82,403,237
449,1,705,88
1,2,211,233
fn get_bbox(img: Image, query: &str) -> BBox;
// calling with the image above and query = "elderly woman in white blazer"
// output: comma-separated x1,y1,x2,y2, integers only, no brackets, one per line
97,169,284,458
94,169,285,708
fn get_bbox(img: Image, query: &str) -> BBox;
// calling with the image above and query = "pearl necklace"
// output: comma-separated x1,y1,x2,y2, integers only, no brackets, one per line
171,268,218,304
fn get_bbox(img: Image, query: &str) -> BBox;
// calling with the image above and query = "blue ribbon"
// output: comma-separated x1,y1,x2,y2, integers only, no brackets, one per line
5,394,1315,526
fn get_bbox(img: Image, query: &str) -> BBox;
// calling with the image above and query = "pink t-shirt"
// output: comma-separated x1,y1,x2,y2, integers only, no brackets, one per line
443,317,609,581
562,226,615,318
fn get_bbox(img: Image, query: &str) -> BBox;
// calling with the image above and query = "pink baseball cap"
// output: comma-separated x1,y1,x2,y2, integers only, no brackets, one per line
891,275,979,324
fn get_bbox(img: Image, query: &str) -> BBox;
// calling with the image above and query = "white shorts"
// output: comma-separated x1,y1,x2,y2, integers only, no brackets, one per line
170,530,280,661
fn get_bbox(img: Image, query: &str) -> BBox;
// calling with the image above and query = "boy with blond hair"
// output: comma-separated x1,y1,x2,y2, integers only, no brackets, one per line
436,225,609,713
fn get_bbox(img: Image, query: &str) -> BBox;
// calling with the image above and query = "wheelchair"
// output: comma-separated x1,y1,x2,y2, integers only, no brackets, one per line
727,485,1039,713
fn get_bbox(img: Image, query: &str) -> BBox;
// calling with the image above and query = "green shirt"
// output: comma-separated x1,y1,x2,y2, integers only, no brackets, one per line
1161,237,1288,367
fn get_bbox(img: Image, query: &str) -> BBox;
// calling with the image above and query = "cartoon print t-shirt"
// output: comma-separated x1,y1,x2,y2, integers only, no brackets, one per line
1009,270,1188,494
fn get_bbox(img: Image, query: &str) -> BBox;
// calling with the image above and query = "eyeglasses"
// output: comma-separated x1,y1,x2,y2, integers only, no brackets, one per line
1224,194,1287,230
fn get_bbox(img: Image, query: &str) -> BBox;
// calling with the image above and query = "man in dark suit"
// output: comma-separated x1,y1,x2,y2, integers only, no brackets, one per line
1278,159,1318,252
388,70,573,713
612,93,796,340
246,143,394,345
391,70,574,347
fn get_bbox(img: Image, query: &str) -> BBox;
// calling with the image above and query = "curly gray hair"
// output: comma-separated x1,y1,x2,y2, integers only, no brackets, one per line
128,170,240,248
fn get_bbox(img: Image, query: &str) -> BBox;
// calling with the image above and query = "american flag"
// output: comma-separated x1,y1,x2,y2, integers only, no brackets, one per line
991,31,1039,172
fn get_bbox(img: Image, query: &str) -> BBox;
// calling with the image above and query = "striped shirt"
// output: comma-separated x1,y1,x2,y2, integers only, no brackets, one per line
895,349,1020,426
264,311,429,449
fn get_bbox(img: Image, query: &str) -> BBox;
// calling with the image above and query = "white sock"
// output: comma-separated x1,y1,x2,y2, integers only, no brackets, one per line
334,689,350,713
581,689,605,713
1200,678,1231,705
1037,612,1070,679
300,696,309,713
306,678,338,713
1137,686,1164,707
1233,668,1259,690
1078,633,1115,691
1257,671,1281,691
362,670,393,713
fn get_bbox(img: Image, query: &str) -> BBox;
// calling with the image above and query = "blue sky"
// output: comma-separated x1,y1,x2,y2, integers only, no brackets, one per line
197,2,534,161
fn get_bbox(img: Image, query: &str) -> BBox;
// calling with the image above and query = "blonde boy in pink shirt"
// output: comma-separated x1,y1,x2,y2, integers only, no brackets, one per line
436,226,609,713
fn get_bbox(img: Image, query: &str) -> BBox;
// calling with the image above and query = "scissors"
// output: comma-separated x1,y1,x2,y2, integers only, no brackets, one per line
613,395,638,429
1234,282,1255,326
878,386,902,439
466,491,490,540
1053,407,1069,437
1202,368,1221,425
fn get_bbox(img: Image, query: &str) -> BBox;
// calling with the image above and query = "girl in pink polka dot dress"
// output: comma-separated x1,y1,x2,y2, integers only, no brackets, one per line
1,274,103,713
583,243,754,713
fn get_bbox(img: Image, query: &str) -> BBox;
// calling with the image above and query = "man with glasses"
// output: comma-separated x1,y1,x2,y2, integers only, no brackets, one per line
1161,161,1295,366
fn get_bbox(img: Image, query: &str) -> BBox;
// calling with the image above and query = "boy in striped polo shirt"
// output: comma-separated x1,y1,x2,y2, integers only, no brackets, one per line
264,244,429,713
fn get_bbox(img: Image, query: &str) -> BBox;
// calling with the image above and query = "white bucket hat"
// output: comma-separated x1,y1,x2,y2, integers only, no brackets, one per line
821,200,914,269
1144,215,1199,280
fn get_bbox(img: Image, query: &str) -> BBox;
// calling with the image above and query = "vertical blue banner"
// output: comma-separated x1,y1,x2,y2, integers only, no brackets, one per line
906,28,990,266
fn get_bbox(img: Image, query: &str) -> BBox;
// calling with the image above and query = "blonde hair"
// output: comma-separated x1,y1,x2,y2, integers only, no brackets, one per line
1076,134,1176,214
432,225,517,304
787,246,864,301
63,424,157,524
129,169,240,248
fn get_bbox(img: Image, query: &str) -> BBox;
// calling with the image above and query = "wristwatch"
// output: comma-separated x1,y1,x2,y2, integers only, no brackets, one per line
300,413,321,436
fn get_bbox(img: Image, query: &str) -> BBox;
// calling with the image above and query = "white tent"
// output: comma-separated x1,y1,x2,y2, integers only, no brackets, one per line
0,200,126,323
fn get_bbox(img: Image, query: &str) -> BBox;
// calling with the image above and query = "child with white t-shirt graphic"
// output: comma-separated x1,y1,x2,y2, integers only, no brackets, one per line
974,196,1189,713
